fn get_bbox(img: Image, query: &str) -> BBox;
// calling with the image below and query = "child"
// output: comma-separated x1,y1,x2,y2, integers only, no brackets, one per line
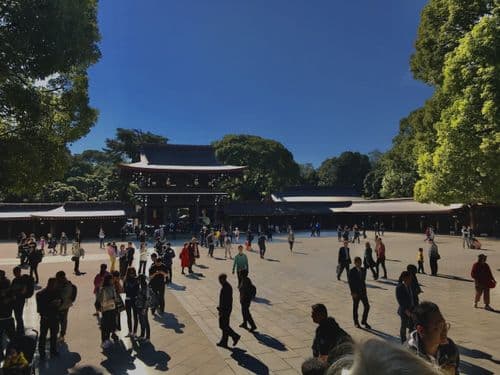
3,346,28,374
417,248,425,274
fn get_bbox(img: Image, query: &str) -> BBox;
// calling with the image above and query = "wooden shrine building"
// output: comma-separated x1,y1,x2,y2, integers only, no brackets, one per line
119,144,246,230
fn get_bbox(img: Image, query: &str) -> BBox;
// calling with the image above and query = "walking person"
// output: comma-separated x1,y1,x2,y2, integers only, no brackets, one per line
99,228,105,249
149,255,168,315
179,242,191,275
363,241,378,280
337,225,342,242
234,227,240,244
375,237,387,279
207,230,215,257
337,240,351,281
96,274,117,349
36,278,62,359
55,271,77,343
138,243,148,275
461,226,469,248
428,239,440,276
28,246,43,284
417,248,425,274
238,269,257,332
93,264,110,317
71,242,85,275
348,257,371,329
59,232,68,255
106,242,117,272
396,271,415,343
123,267,139,338
232,245,249,287
126,242,135,268
11,267,33,335
135,275,151,342
471,254,496,310
223,235,232,259
257,233,266,259
216,273,240,348
287,228,295,252
245,230,253,251
118,244,129,279
162,243,175,284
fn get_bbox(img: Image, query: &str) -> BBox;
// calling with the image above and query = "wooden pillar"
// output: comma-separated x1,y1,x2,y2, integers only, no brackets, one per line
163,195,168,226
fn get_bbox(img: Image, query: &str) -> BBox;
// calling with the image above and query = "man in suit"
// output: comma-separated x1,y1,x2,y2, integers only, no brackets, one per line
348,257,371,329
216,273,240,348
396,271,414,343
337,241,352,281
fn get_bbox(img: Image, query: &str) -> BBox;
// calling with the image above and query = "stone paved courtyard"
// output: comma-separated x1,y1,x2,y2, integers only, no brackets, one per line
0,231,499,374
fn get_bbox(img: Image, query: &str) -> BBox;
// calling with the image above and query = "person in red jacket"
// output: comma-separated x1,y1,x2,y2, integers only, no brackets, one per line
179,242,191,275
471,254,496,310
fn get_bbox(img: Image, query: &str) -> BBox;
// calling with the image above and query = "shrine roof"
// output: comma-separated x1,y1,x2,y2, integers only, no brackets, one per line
119,144,246,173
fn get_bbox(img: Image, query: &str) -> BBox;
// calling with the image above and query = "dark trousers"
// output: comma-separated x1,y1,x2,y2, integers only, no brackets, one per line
30,264,39,283
139,308,150,339
399,314,413,343
151,285,165,313
337,263,350,280
288,241,294,251
39,316,59,355
236,270,246,287
430,258,438,275
259,246,265,258
364,262,377,279
376,258,387,278
58,309,69,337
219,313,239,346
13,300,25,334
417,260,425,273
139,261,147,275
241,301,256,329
125,299,138,334
208,244,214,257
166,264,172,283
100,310,115,342
0,317,15,356
73,257,80,274
100,238,105,248
352,293,370,324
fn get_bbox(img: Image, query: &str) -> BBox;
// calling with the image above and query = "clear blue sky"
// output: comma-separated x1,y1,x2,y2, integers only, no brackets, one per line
71,0,433,166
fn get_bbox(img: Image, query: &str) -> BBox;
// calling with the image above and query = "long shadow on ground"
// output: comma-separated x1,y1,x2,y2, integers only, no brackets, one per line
436,274,473,282
132,340,171,371
38,343,81,375
252,332,287,351
154,312,185,333
230,347,269,374
100,340,136,375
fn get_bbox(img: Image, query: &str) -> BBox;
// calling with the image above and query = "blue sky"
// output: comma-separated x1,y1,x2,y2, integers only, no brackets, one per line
71,0,433,166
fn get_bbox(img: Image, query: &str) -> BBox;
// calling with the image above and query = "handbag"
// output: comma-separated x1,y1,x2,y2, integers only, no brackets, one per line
488,280,497,289
115,294,126,312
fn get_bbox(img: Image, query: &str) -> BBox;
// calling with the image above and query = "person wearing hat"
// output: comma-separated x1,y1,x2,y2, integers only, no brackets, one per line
471,254,496,310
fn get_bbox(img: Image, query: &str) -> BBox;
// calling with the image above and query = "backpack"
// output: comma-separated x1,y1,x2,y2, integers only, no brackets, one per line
70,283,78,302
21,274,35,298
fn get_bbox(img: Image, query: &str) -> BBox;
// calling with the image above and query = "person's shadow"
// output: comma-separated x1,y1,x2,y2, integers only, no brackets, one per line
38,343,81,375
253,297,272,305
132,340,171,371
230,347,270,374
154,312,185,333
458,345,500,365
100,340,136,375
435,274,473,282
167,282,186,291
252,332,287,351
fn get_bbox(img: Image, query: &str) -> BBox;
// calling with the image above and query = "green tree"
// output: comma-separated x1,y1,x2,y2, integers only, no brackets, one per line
104,128,168,162
415,12,500,204
299,163,319,186
37,181,88,202
213,135,301,200
410,0,494,85
317,152,371,193
0,0,101,195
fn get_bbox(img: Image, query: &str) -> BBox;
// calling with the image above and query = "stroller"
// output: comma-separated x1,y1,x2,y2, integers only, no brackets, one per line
3,329,38,375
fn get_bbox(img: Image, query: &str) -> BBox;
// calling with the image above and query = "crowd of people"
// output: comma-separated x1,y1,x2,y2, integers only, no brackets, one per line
1,223,497,374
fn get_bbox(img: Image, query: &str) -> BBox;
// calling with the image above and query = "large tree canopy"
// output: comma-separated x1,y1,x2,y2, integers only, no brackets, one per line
415,11,500,204
104,128,168,162
213,135,300,200
0,0,100,195
317,152,371,193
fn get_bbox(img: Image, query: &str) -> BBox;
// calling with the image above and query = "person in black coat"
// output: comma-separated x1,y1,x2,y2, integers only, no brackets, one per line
311,303,351,360
396,271,415,343
238,269,257,331
337,241,352,281
347,257,371,329
216,273,240,348
36,277,62,359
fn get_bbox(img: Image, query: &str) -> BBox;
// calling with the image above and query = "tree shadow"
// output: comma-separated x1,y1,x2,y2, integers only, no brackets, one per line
436,274,473,282
458,345,500,365
38,344,81,375
100,340,136,375
459,360,494,375
230,347,270,374
253,297,272,305
252,332,287,351
367,328,399,344
168,282,186,291
131,340,171,371
265,258,280,262
154,312,185,334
